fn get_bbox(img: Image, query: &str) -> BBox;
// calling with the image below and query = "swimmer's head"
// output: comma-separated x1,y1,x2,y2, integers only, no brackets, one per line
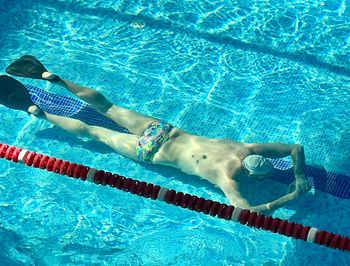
0,75,36,113
243,155,274,179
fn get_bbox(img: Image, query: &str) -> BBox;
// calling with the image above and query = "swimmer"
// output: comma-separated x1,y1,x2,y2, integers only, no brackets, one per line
1,55,311,212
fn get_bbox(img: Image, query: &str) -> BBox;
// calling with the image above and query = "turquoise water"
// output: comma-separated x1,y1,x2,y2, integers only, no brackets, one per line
1,0,350,264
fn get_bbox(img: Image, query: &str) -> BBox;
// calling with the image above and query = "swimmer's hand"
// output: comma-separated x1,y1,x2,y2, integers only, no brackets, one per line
293,175,311,195
250,203,271,213
264,177,311,211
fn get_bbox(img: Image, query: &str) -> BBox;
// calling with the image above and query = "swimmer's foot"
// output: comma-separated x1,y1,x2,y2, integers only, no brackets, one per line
6,55,60,82
41,71,60,82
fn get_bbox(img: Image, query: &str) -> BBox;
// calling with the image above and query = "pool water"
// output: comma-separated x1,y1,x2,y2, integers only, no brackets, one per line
1,0,350,264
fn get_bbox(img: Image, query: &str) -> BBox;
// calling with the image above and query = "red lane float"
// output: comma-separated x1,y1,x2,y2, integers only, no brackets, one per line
1,143,349,252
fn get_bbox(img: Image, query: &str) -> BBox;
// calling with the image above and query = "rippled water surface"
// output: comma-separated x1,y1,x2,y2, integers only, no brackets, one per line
0,0,350,265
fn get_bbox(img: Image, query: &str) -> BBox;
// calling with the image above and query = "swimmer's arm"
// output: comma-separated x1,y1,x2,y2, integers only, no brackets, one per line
248,142,303,160
252,191,299,213
248,143,305,172
217,171,252,209
268,191,299,209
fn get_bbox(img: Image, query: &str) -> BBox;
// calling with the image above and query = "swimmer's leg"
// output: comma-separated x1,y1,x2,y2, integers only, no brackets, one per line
42,111,140,161
42,72,159,135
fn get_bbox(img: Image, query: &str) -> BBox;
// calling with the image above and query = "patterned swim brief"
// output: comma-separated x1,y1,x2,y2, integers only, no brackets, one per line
136,121,174,163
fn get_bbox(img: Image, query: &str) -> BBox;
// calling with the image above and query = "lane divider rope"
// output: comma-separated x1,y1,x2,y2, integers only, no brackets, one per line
1,143,349,252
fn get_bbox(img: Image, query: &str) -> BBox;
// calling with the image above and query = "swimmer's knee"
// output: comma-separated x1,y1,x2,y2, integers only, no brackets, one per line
76,90,100,102
76,90,111,112
67,120,90,136
67,121,103,141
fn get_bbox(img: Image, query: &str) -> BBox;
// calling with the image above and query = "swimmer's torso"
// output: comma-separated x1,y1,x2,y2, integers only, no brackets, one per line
153,128,251,182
